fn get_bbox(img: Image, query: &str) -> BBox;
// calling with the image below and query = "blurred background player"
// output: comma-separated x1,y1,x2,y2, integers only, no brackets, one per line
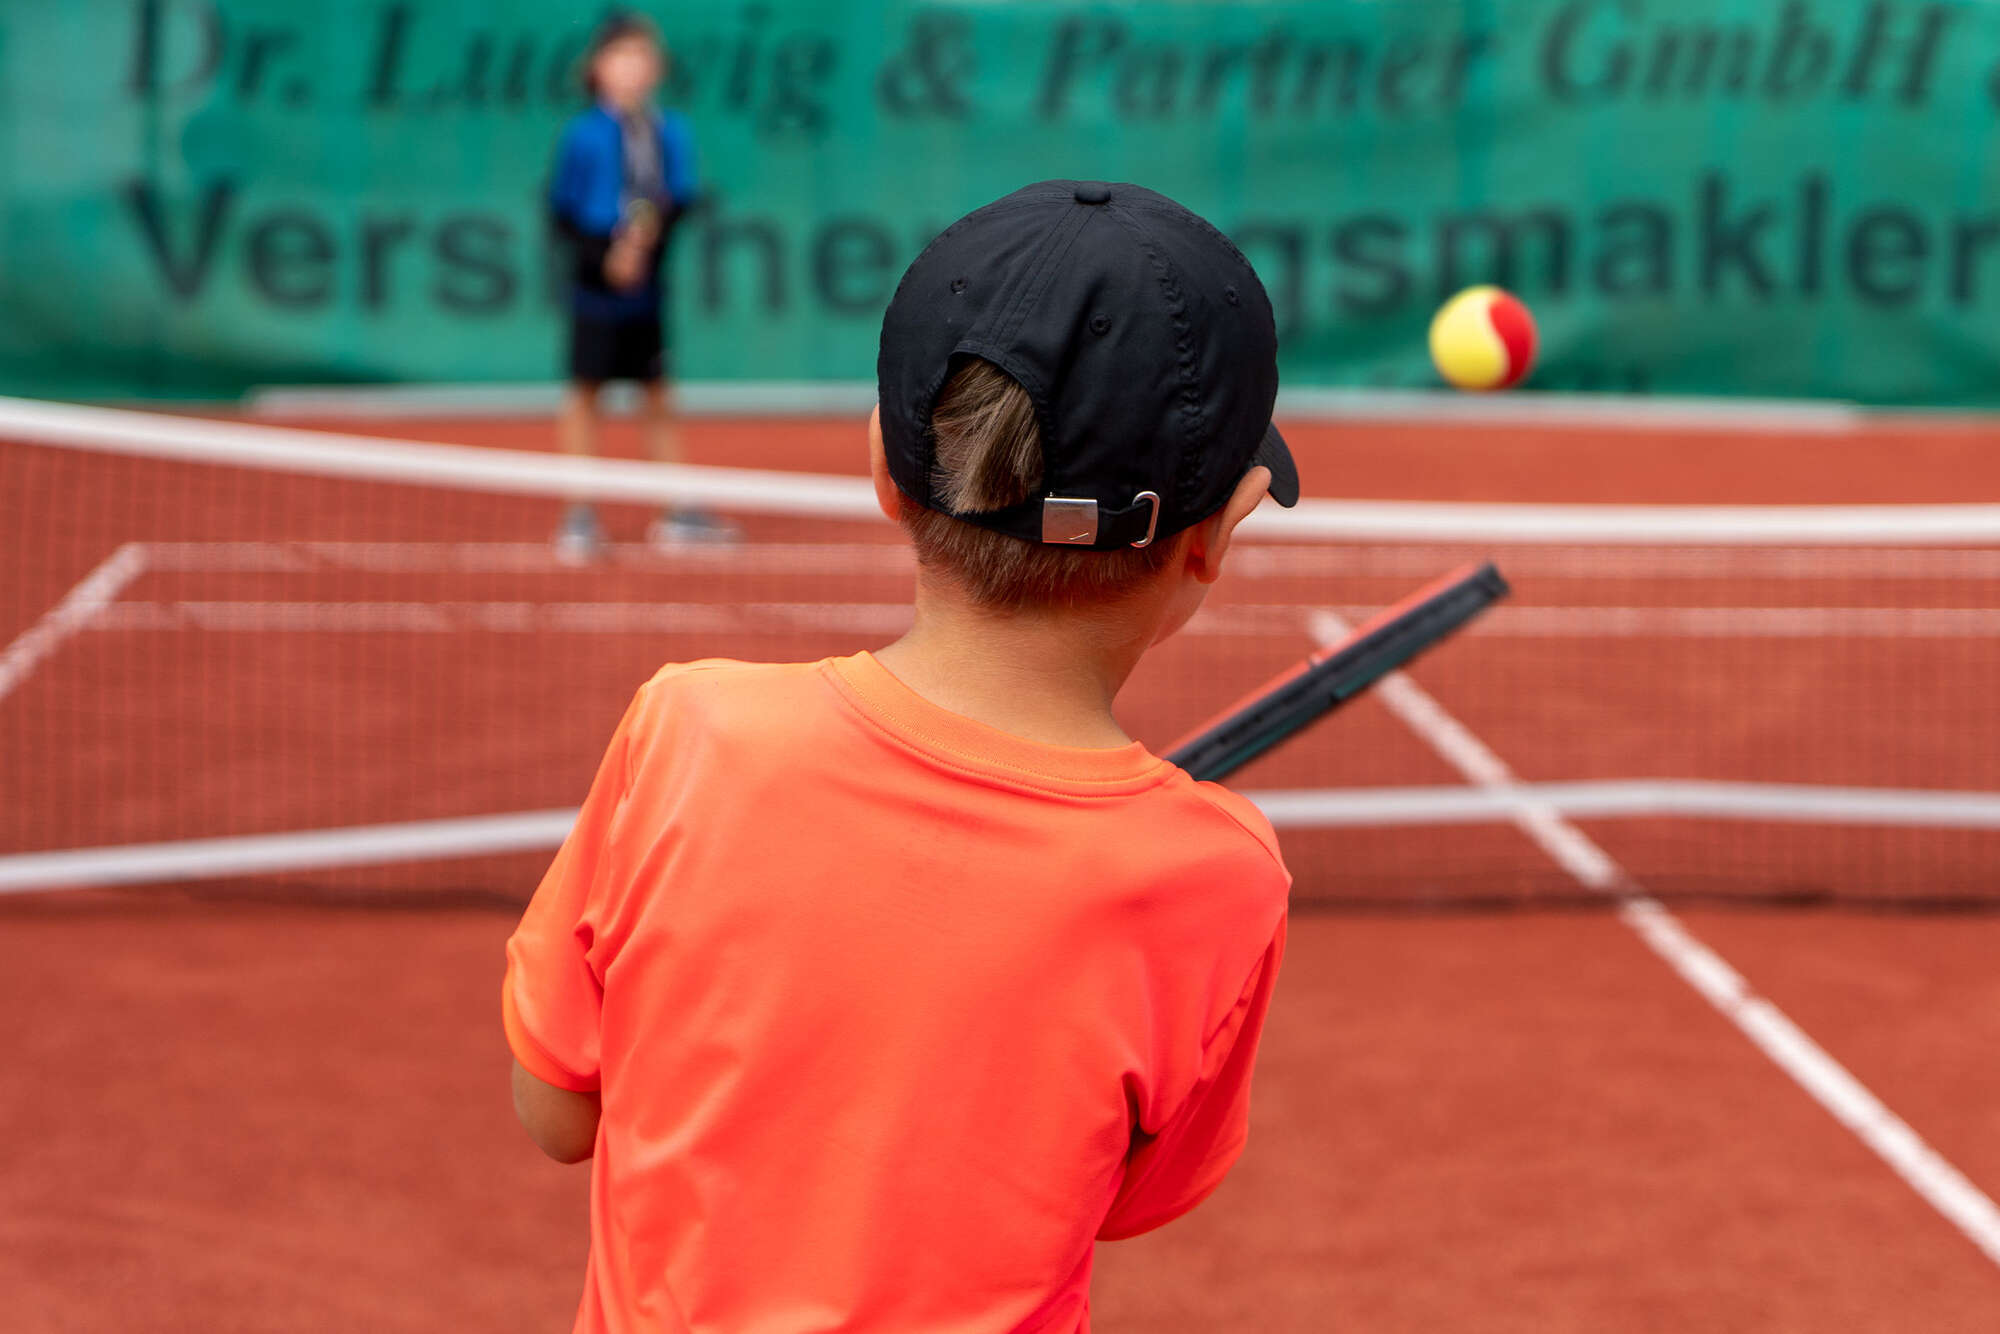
547,13,728,559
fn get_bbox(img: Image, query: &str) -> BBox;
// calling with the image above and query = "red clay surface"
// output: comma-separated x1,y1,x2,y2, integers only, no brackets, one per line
1092,912,2000,1333
1670,911,2000,1212
3,897,1998,1332
5,410,2000,1329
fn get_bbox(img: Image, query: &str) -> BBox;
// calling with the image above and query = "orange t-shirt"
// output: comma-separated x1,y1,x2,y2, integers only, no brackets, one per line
504,652,1290,1333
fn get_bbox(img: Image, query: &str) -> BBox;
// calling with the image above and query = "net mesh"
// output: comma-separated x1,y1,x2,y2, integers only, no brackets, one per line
6,401,2000,909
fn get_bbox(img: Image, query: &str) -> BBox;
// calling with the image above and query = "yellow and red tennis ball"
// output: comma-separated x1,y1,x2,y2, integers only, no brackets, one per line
1428,286,1538,391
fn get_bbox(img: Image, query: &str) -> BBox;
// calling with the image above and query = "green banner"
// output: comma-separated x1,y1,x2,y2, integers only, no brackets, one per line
3,0,1999,403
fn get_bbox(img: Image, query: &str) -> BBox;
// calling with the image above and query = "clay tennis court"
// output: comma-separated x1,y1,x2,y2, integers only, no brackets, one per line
4,409,2000,1329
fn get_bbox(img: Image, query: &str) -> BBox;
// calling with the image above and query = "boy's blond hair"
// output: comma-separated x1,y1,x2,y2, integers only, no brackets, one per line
897,359,1182,610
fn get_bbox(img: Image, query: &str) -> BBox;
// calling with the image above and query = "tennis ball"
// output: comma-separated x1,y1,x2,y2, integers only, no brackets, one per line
1428,286,1538,391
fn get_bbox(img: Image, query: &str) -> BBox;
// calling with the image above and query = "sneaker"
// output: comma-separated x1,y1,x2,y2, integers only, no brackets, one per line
554,503,606,564
647,508,742,545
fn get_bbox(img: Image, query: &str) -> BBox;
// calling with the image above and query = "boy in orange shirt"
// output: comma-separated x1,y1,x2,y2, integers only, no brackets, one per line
505,180,1300,1333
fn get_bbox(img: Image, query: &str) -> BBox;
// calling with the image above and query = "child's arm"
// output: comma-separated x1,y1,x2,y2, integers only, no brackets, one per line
1097,919,1287,1239
512,1059,602,1163
504,689,645,1161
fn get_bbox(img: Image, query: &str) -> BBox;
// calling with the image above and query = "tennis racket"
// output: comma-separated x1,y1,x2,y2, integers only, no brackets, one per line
1165,561,1508,784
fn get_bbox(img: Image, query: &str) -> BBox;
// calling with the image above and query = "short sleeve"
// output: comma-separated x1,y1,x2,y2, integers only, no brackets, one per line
1097,918,1288,1240
502,692,643,1093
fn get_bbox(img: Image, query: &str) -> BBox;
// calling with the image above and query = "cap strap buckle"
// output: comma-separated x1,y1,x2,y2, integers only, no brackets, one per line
1040,497,1099,545
1037,492,1162,547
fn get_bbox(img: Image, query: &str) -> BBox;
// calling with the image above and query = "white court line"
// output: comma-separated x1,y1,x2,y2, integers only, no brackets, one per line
1231,544,2000,581
1248,498,2000,544
0,543,149,704
0,811,580,895
1308,609,2000,1270
1247,780,2000,830
88,600,920,637
79,601,1324,639
134,539,2000,581
140,541,917,576
1476,607,2000,636
1248,499,2000,545
82,600,2000,640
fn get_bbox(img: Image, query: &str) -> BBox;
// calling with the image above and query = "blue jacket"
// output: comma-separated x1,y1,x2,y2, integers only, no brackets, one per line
549,104,699,320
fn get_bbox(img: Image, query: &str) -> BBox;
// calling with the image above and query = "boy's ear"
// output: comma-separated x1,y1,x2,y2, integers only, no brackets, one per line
868,405,902,524
1190,466,1273,586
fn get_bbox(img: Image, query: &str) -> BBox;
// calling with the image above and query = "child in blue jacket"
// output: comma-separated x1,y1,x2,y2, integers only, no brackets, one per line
549,14,726,555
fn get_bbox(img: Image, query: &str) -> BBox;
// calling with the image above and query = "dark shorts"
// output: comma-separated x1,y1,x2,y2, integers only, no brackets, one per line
568,312,667,383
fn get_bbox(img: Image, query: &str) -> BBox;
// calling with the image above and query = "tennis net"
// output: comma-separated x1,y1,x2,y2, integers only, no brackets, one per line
5,397,1999,908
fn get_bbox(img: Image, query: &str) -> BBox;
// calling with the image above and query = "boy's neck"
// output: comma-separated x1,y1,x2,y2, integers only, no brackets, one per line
872,581,1159,750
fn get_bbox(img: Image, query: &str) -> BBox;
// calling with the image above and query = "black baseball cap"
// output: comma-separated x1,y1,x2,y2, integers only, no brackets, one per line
878,180,1298,551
